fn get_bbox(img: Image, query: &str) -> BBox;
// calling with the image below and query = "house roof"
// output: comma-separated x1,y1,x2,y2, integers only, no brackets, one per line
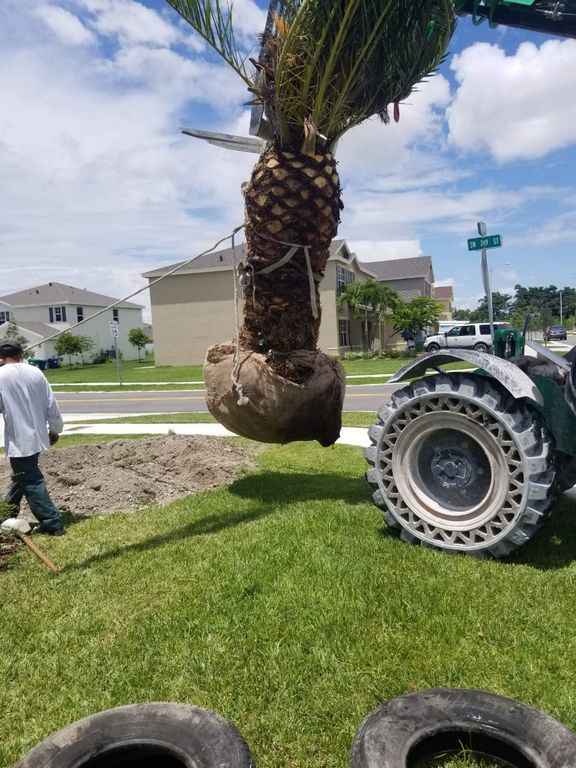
359,256,434,282
142,239,376,279
0,282,142,309
434,285,454,300
2,321,56,339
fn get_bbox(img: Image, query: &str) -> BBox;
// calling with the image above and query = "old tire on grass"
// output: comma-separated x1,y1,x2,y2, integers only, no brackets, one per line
351,688,576,767
366,373,555,558
15,703,253,768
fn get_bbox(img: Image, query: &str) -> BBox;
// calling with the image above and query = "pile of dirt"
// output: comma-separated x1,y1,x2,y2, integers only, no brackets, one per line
0,436,257,520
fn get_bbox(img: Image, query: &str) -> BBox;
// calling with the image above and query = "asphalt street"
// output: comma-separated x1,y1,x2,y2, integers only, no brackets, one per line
55,384,403,417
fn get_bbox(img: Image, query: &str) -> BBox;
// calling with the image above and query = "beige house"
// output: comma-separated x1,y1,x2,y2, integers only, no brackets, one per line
433,284,455,320
144,240,399,365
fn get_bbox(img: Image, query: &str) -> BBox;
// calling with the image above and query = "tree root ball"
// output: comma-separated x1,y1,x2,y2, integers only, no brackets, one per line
204,344,346,447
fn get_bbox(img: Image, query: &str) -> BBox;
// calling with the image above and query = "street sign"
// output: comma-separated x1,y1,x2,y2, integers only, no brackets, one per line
468,235,503,251
109,320,119,339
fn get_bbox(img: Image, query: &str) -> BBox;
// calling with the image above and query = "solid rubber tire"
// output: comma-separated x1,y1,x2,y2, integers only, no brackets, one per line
366,373,556,557
351,688,576,768
14,703,253,768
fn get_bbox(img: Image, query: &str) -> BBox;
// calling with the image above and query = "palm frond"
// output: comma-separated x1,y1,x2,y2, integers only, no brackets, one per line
272,0,456,147
166,0,255,86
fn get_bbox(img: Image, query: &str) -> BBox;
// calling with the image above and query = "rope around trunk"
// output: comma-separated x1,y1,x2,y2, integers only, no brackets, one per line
230,228,324,406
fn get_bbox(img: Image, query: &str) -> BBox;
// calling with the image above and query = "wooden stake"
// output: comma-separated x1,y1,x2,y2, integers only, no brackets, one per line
17,533,61,575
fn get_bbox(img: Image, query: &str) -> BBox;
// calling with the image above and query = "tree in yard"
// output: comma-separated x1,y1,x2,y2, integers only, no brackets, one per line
3,322,30,356
77,336,95,366
128,328,152,361
337,280,399,352
473,292,512,322
453,308,472,321
392,297,443,340
54,333,83,367
168,0,456,446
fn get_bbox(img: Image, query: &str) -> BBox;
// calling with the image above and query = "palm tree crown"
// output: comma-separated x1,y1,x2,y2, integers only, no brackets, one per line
168,0,456,151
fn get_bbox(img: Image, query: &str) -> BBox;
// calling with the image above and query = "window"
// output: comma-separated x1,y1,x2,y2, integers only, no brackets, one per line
77,306,84,322
480,324,491,336
460,325,476,336
339,319,350,348
446,327,461,337
336,265,355,296
0,311,10,325
49,306,67,323
112,309,119,323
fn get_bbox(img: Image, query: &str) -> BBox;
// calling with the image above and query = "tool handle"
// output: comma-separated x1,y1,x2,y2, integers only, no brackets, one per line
18,534,61,575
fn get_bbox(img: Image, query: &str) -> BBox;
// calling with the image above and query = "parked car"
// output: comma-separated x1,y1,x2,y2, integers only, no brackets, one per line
425,322,510,353
544,325,567,342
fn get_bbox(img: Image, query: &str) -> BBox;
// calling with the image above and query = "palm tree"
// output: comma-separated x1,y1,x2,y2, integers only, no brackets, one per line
168,0,456,446
337,280,399,352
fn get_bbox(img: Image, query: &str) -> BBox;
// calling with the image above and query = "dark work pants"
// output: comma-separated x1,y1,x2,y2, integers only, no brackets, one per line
3,454,62,532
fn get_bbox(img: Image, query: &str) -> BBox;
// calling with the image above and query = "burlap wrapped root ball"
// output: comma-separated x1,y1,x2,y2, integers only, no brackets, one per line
204,344,346,446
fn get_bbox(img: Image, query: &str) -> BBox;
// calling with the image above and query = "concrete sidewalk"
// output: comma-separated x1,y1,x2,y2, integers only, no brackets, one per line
61,421,372,448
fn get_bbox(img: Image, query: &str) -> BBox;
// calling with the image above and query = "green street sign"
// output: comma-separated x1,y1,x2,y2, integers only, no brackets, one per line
468,234,503,251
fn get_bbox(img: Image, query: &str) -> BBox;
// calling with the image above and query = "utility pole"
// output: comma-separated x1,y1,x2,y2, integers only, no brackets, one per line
560,290,564,325
478,222,495,345
110,320,123,386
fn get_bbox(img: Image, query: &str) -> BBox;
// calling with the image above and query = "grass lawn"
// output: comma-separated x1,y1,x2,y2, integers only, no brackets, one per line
2,440,576,768
47,357,473,392
73,411,377,428
46,360,204,384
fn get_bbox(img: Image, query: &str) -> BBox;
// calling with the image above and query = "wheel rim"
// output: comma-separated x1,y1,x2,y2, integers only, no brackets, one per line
393,413,508,531
378,395,527,550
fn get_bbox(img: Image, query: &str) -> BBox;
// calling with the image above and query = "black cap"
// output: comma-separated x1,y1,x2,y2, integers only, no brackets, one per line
0,342,24,358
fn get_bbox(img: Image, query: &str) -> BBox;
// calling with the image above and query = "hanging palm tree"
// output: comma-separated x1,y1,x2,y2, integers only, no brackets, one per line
167,0,456,446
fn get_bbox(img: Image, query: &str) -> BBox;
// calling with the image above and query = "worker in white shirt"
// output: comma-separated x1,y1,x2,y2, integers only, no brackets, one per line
0,342,65,536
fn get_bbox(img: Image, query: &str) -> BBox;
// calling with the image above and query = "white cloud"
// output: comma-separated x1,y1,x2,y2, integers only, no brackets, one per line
0,1,255,313
106,44,245,106
448,40,576,162
350,241,423,262
227,0,267,38
34,4,95,45
77,0,180,46
338,75,451,177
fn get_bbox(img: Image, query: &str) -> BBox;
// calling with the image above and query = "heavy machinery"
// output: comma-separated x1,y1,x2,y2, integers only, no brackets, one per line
362,3,576,559
365,340,576,557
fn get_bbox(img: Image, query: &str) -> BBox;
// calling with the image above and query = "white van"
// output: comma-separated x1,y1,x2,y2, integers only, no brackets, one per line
425,322,510,353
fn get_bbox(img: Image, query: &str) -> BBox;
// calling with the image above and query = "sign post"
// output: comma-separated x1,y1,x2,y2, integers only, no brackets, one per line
109,320,122,386
470,222,504,349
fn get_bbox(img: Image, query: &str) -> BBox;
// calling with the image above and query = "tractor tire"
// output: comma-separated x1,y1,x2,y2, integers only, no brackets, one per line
557,454,576,493
366,373,555,558
14,703,253,768
351,688,576,768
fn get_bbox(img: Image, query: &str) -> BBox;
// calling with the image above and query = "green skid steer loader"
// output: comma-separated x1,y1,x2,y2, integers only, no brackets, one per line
365,331,576,558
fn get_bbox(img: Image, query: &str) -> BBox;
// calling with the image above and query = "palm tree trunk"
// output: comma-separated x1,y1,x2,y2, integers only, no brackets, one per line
204,144,346,446
240,144,342,367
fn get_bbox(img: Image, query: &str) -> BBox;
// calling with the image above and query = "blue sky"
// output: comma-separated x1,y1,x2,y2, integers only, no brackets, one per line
1,1,576,313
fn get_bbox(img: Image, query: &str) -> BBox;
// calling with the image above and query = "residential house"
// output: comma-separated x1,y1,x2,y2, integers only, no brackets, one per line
0,301,12,327
0,282,145,361
144,240,401,365
362,256,435,300
433,284,455,320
